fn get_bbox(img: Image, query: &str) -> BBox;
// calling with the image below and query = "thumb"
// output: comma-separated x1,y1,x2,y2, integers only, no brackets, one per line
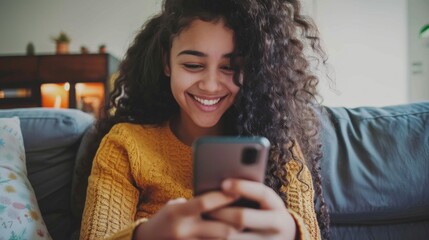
166,197,187,205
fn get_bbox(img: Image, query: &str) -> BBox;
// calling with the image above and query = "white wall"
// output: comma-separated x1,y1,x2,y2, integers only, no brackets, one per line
1,0,424,107
0,0,161,60
408,0,429,103
310,0,408,107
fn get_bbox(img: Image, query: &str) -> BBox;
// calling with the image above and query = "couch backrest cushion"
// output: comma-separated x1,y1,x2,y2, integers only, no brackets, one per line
319,102,429,224
0,108,94,239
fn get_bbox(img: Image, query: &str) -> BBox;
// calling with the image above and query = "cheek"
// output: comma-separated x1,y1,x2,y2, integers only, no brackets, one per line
227,77,240,97
232,74,243,97
170,72,196,104
170,78,184,103
231,84,240,97
170,67,187,91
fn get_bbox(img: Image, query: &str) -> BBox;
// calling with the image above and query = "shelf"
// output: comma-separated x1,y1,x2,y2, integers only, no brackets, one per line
0,54,120,117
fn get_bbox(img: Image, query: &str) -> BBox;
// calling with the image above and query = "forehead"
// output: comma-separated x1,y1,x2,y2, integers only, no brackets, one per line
171,19,235,55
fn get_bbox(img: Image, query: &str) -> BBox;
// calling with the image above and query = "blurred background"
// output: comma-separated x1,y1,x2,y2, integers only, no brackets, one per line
0,0,428,108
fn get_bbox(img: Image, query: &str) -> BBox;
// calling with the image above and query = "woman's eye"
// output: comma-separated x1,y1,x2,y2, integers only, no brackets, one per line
221,65,234,73
183,64,203,71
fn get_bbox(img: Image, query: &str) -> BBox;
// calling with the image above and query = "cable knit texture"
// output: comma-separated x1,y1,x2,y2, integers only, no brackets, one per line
80,122,321,240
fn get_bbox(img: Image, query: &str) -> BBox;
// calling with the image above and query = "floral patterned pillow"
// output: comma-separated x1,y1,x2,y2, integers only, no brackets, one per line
0,117,51,239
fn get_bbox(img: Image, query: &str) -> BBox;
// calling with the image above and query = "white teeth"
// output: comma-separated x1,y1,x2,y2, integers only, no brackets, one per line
193,96,221,106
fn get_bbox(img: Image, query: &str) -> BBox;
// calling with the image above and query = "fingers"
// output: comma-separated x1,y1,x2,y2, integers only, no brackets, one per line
143,204,239,240
221,179,285,210
226,232,270,240
191,220,239,238
212,179,295,235
147,194,239,239
208,207,287,232
167,198,187,205
179,191,239,216
167,218,238,239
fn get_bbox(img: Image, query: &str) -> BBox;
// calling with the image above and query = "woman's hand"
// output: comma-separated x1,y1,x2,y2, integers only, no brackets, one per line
133,191,239,240
208,179,297,240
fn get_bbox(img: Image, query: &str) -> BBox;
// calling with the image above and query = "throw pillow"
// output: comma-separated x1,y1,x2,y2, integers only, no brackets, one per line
0,117,51,239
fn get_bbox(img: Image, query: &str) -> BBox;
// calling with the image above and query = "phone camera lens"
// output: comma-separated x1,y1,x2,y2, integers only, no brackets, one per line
241,147,258,165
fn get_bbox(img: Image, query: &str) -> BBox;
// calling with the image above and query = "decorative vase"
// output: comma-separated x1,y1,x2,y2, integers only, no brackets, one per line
26,42,35,55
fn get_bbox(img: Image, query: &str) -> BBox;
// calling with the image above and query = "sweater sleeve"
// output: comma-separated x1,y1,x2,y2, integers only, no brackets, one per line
282,146,322,240
80,126,143,240
284,161,321,240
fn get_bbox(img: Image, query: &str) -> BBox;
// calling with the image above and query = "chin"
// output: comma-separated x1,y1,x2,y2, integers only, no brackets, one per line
195,122,219,129
193,117,222,129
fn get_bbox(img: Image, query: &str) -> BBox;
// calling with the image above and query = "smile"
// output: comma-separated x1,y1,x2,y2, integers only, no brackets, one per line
192,95,222,106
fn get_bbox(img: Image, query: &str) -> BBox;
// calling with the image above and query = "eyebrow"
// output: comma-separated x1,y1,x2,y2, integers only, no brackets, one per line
177,50,236,58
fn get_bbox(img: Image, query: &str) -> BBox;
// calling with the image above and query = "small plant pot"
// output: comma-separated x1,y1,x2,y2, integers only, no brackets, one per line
99,46,106,54
80,46,89,54
56,42,69,54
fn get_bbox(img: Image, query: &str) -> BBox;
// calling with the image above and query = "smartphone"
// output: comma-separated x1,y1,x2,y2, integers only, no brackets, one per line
192,136,270,208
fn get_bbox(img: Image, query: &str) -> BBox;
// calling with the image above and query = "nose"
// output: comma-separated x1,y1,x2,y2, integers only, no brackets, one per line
198,67,222,92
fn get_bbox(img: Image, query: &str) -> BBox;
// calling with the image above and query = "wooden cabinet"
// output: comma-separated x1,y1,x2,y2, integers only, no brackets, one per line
0,54,120,116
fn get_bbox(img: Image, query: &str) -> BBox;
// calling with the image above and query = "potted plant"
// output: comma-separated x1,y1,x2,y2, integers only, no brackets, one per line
52,32,71,54
98,44,106,54
80,46,89,54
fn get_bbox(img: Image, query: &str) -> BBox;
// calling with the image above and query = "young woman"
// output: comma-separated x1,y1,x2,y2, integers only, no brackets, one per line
80,0,330,239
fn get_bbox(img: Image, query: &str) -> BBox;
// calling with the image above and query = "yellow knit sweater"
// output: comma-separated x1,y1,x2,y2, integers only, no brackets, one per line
80,122,321,240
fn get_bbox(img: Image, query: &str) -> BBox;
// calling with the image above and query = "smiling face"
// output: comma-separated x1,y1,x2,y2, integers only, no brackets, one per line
167,19,240,142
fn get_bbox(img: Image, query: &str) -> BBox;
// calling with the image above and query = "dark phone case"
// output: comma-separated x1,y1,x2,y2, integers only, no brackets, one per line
192,136,270,208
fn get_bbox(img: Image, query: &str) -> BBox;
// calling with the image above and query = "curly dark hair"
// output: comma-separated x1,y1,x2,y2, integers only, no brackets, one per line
95,0,330,238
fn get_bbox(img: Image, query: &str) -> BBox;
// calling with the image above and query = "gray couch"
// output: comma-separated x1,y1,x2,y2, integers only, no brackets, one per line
318,102,429,239
0,108,94,239
0,102,428,240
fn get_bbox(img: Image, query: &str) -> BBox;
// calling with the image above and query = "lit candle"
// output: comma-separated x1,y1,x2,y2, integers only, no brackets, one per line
54,95,62,108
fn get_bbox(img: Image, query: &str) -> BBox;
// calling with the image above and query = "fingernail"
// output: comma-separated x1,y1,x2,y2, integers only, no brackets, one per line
222,179,231,190
167,197,187,205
